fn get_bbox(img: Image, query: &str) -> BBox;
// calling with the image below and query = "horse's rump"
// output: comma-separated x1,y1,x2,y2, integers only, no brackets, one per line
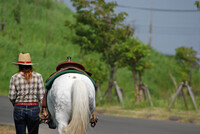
47,73,95,134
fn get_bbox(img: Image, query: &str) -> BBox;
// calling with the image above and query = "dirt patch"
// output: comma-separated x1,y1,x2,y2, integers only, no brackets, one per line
0,124,15,134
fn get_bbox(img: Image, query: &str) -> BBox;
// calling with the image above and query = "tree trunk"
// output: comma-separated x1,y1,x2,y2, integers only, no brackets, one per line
114,66,118,81
188,64,195,85
102,65,124,103
0,0,6,31
107,66,114,102
138,73,143,101
96,83,101,97
132,69,140,104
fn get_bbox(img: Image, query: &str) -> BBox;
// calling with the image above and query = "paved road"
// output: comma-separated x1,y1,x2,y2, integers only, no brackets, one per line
1,96,200,134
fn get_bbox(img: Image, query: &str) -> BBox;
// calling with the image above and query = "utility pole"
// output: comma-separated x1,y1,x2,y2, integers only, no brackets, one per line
148,11,152,46
148,4,153,47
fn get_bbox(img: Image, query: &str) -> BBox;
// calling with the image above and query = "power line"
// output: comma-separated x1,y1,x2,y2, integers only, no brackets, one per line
135,29,200,35
135,24,200,29
133,25,200,35
118,5,200,12
135,30,200,35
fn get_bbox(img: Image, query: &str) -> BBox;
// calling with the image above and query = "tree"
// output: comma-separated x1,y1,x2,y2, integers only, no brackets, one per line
67,0,134,101
175,46,197,83
168,47,198,111
195,1,200,9
116,37,152,104
80,56,108,97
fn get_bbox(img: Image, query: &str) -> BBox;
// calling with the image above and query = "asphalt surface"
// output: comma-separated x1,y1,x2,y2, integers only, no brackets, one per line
1,96,200,134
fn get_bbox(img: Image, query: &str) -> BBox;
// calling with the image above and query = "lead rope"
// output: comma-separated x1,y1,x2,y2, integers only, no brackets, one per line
27,115,49,134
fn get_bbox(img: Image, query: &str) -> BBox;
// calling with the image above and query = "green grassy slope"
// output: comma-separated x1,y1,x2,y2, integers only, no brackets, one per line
0,0,80,94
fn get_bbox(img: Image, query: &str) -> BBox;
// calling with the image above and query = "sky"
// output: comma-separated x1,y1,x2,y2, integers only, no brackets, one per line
61,0,200,55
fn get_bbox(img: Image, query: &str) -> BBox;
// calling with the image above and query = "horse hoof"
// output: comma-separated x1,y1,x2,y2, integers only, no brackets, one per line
91,122,96,127
48,119,57,129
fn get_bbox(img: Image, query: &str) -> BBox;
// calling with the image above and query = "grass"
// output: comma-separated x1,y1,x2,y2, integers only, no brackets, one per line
0,0,77,92
96,105,200,125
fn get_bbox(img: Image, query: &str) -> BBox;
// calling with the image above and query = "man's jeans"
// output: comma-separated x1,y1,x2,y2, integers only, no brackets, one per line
14,105,40,134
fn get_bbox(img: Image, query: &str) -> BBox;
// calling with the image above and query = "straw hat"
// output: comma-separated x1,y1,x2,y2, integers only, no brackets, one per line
13,53,35,65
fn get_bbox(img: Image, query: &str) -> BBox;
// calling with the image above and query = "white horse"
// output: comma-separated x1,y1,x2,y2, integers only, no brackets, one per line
47,73,96,134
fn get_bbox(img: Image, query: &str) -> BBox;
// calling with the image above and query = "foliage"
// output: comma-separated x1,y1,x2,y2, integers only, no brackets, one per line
195,1,200,9
80,54,109,85
116,37,152,73
67,0,134,66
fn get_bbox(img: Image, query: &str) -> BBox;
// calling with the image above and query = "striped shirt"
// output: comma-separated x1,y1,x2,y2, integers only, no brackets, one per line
9,71,45,105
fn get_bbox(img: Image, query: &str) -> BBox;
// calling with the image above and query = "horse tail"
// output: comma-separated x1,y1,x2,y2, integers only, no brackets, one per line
63,80,90,134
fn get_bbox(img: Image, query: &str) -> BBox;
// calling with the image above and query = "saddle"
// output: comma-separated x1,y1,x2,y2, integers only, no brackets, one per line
56,57,92,76
39,57,97,128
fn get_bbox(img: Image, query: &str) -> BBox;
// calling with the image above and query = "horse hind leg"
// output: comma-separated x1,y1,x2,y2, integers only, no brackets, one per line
58,122,68,134
89,100,98,127
62,80,90,134
56,112,71,134
47,91,57,129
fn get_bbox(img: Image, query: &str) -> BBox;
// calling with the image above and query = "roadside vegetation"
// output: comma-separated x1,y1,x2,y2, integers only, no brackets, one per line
0,0,200,119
